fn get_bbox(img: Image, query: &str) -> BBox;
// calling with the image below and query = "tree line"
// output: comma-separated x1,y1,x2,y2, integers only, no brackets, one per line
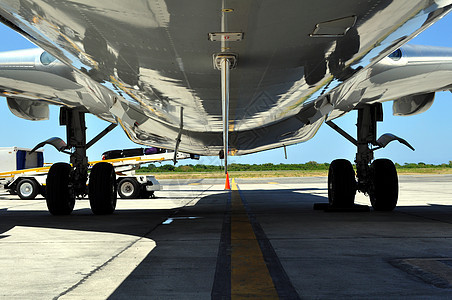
136,161,452,173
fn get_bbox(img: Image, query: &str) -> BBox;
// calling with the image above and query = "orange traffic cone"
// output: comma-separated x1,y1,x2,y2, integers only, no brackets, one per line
225,172,231,190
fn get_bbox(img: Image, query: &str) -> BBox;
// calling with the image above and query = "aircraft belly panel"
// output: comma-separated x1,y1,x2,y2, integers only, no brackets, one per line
0,1,451,154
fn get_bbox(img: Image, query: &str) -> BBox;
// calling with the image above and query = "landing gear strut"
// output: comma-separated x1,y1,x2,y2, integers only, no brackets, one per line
325,103,413,211
354,104,398,211
45,107,117,215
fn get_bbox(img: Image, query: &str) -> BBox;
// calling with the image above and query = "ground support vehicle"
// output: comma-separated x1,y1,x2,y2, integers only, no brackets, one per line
95,151,193,199
0,149,193,200
0,147,48,199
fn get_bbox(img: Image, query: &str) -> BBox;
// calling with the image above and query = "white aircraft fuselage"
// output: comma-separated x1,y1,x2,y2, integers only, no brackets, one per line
0,1,450,157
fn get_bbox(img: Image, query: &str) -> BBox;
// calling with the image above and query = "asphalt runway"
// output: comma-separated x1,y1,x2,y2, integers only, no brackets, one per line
1,175,452,299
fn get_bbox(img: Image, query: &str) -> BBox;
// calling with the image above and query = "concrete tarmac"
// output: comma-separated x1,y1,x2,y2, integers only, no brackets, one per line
1,175,452,299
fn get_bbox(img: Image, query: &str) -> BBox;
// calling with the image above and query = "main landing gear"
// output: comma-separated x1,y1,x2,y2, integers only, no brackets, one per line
325,104,414,211
43,107,117,215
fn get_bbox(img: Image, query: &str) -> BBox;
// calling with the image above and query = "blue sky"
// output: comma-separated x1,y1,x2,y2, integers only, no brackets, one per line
0,13,451,166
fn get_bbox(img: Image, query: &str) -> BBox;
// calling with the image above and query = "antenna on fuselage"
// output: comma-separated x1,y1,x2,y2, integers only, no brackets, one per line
209,4,243,189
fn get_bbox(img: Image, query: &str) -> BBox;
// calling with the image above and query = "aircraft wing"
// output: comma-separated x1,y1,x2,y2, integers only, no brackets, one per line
0,1,451,156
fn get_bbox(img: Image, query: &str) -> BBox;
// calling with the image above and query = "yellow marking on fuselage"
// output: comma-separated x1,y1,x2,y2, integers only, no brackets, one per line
115,118,135,142
230,179,279,299
33,14,99,69
109,76,157,115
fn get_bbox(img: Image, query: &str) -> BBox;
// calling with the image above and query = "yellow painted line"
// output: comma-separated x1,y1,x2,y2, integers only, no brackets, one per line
188,183,200,186
267,182,279,185
400,258,452,284
230,179,279,299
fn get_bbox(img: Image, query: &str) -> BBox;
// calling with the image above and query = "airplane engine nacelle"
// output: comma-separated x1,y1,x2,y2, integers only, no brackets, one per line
392,92,435,116
7,97,49,121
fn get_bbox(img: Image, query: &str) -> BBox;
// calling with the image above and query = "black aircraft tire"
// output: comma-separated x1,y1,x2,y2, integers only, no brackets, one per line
89,162,117,215
328,159,356,208
118,178,140,199
46,163,75,215
370,159,398,211
17,178,39,200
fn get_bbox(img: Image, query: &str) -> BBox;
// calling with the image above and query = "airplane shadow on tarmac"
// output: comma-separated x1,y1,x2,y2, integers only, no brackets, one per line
2,188,452,298
0,189,328,237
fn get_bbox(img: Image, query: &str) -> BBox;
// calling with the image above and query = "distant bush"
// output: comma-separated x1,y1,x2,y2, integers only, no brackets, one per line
136,161,452,173
398,162,446,169
138,162,329,173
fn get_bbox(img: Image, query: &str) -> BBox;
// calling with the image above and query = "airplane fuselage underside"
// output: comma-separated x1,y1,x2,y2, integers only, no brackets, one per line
0,1,451,155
